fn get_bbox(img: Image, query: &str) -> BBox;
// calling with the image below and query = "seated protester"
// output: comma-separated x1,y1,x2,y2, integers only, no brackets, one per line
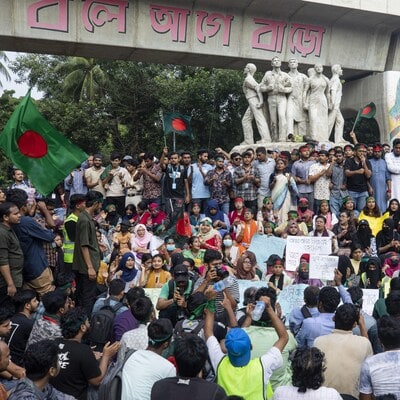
340,196,360,222
220,232,240,270
113,253,141,290
8,340,66,400
204,199,229,238
113,287,146,342
312,200,338,231
151,335,227,400
163,237,183,267
260,197,279,225
121,204,137,225
0,341,10,400
141,253,171,289
130,224,152,262
197,217,222,252
274,210,308,237
289,286,321,336
332,210,356,256
293,254,323,287
273,347,342,400
204,293,289,399
50,308,120,400
27,289,70,347
314,303,373,399
101,203,121,234
360,257,383,290
156,264,193,327
91,278,128,316
130,200,151,226
308,215,338,254
111,221,132,256
6,290,39,367
228,197,246,239
347,286,381,354
382,252,400,278
235,251,260,281
182,257,200,283
359,316,400,399
235,209,257,254
189,202,204,234
337,254,360,288
296,197,314,232
351,219,377,257
359,196,389,237
194,249,240,324
121,319,176,400
377,219,400,257
386,198,400,225
296,270,351,347
182,236,205,269
118,296,153,363
146,203,166,233
350,244,364,275
372,277,400,320
240,287,297,391
280,220,304,238
265,258,293,294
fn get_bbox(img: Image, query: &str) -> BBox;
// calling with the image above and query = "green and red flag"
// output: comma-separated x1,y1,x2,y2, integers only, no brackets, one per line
352,102,376,132
0,90,87,195
163,112,193,139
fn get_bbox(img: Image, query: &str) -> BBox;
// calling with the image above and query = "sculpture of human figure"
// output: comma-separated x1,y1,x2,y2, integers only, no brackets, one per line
328,64,345,142
260,56,292,142
241,63,271,145
303,63,330,142
286,58,308,139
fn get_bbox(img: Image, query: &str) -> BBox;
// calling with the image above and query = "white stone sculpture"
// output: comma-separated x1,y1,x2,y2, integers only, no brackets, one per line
303,63,330,142
328,64,345,142
286,58,308,138
241,63,271,145
260,56,292,142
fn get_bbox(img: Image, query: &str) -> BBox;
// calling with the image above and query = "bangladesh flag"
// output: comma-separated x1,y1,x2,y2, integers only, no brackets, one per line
0,90,87,195
163,112,193,139
355,102,376,124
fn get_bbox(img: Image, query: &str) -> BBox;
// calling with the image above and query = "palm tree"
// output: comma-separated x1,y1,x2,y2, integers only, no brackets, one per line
0,52,11,89
55,57,107,102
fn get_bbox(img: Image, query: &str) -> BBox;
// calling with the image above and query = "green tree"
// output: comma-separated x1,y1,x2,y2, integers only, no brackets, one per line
55,57,107,102
0,52,11,89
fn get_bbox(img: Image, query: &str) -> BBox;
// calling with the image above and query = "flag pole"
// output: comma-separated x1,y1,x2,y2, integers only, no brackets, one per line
351,110,361,132
173,131,176,152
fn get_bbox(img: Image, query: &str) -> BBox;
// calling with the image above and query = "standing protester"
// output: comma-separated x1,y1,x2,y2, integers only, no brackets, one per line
72,191,103,314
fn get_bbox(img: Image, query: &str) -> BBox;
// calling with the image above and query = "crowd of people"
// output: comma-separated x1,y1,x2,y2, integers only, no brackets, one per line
1,138,400,399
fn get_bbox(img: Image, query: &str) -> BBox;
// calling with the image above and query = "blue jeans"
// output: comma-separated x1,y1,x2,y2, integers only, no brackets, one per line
348,190,368,212
330,196,343,218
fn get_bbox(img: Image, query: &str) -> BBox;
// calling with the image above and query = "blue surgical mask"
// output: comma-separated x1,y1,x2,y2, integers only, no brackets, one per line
223,239,233,247
166,244,175,251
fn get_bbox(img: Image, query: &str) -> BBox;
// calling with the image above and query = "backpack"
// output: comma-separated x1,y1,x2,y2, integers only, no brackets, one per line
300,305,312,319
88,298,124,347
98,348,136,400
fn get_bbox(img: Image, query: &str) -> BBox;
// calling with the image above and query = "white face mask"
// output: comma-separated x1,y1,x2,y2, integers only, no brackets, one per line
166,244,176,251
223,239,233,247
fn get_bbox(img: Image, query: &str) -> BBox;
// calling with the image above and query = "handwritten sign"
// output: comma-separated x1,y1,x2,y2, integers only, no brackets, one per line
277,283,308,325
144,288,162,317
249,234,286,273
309,255,338,280
361,289,380,316
285,236,331,271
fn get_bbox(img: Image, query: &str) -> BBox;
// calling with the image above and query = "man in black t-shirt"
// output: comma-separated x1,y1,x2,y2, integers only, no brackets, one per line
50,308,119,400
160,147,190,222
6,290,38,367
151,334,226,400
344,143,372,212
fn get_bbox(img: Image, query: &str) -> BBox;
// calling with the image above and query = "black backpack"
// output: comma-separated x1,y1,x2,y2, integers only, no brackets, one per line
88,298,124,347
98,348,136,400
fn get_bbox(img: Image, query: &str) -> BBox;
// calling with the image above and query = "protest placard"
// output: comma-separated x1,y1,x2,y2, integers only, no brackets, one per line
277,283,308,325
285,236,331,271
237,279,268,308
361,289,380,316
249,234,286,273
309,255,338,280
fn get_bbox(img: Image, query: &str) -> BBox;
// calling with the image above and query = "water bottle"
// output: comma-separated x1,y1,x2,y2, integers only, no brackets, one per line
213,276,235,292
252,301,265,321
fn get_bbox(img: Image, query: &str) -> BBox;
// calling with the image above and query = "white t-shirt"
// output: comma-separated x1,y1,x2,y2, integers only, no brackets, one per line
121,349,176,400
273,385,342,400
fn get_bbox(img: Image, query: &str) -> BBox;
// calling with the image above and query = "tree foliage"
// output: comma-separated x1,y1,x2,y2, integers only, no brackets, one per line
6,55,247,159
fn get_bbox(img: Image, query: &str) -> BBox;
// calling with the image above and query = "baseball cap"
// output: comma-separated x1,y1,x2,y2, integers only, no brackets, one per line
225,328,251,367
122,155,133,161
173,264,189,283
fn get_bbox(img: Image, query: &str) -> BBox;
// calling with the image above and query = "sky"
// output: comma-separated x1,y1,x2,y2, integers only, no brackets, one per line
2,52,43,99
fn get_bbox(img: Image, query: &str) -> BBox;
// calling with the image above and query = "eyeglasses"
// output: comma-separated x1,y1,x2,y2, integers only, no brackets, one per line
234,157,242,161
243,260,252,264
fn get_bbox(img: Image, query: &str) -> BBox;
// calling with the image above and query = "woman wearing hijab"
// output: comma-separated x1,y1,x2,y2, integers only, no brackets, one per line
114,252,141,290
130,224,152,265
197,217,222,251
351,219,377,256
204,199,229,237
235,251,260,281
337,255,359,287
376,218,400,258
360,257,382,289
